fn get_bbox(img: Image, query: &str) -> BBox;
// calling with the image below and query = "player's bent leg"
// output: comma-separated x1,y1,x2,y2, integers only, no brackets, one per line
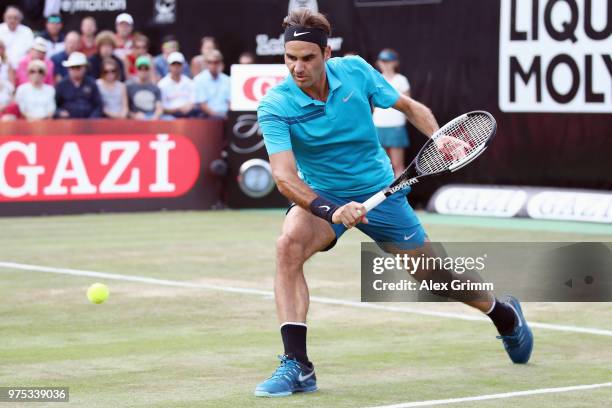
360,193,533,364
385,241,533,364
255,206,335,398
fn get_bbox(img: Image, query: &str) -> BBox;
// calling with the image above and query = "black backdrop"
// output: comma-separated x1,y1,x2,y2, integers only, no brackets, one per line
10,0,611,206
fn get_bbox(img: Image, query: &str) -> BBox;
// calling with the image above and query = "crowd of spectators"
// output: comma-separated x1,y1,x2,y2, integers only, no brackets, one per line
0,6,240,122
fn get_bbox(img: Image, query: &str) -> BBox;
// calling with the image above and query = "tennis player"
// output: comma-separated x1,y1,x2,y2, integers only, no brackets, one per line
255,9,533,398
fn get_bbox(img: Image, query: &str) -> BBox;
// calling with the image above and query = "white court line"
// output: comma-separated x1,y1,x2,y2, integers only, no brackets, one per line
366,382,612,408
1,261,612,337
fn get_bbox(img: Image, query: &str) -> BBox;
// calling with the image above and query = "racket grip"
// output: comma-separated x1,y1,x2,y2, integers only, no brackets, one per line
363,191,387,212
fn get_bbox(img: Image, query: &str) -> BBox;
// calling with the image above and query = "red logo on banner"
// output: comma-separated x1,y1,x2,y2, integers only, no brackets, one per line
0,134,200,202
243,76,285,101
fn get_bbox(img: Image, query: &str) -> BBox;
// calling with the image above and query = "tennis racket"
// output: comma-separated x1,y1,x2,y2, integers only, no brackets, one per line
362,110,497,212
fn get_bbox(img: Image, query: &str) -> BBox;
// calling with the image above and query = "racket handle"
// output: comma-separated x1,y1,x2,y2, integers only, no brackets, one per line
363,191,387,212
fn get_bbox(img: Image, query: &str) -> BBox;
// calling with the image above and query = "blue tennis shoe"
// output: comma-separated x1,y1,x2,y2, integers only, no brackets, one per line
497,295,534,364
254,354,318,397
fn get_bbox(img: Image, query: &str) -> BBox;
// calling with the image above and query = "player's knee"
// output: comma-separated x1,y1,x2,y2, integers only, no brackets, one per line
276,233,307,264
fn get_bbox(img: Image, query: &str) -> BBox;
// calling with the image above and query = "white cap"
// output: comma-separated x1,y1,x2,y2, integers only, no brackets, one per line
167,51,185,65
32,37,48,53
116,13,134,25
62,51,88,67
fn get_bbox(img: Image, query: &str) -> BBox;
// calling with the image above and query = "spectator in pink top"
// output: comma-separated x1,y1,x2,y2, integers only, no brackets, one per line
15,37,54,86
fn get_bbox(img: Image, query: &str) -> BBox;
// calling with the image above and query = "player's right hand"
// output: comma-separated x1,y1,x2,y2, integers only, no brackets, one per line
332,202,368,228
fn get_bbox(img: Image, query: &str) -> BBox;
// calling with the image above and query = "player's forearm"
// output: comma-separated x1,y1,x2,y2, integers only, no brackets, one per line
273,172,319,209
394,95,439,138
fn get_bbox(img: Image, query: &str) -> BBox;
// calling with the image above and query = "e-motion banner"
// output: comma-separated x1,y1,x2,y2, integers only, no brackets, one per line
361,242,612,302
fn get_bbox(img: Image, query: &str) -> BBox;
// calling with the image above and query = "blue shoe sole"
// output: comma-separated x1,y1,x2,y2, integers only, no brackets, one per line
254,385,318,398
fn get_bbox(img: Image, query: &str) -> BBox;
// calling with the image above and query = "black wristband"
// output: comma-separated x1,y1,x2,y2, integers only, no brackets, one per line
309,196,339,223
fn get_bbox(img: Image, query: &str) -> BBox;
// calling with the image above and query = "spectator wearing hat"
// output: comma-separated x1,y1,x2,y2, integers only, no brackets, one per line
158,52,196,118
15,37,55,86
96,57,128,119
114,13,134,60
39,15,65,57
51,31,80,82
88,30,126,81
79,16,97,57
55,51,102,118
373,48,411,177
15,59,55,120
154,35,189,79
0,6,34,69
127,56,163,120
194,49,230,119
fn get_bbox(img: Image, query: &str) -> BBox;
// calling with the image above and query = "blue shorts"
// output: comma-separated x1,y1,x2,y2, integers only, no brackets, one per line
289,190,426,252
376,125,409,148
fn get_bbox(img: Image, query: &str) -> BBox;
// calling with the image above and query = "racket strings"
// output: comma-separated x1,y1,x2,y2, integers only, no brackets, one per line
417,114,494,175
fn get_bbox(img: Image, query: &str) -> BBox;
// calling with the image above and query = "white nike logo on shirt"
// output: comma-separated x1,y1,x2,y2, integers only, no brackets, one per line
298,370,315,382
294,31,310,37
404,231,417,241
319,205,330,211
342,91,354,102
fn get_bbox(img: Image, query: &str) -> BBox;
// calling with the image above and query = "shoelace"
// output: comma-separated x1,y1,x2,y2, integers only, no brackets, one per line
270,355,300,382
497,333,520,346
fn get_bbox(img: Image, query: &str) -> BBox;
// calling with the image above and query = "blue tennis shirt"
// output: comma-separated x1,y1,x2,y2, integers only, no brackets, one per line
257,56,400,196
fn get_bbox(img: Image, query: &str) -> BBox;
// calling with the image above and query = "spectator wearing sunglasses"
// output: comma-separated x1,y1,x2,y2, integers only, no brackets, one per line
55,52,102,118
127,56,163,120
194,49,230,119
96,57,128,119
15,59,55,120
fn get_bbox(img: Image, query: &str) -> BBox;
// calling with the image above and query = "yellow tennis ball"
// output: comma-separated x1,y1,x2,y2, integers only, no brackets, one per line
87,283,109,304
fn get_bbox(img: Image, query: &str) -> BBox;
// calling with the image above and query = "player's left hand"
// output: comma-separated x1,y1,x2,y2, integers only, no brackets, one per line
435,135,470,161
332,202,368,228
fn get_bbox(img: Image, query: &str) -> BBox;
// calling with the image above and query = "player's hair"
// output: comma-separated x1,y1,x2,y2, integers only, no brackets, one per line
282,8,331,54
282,9,331,35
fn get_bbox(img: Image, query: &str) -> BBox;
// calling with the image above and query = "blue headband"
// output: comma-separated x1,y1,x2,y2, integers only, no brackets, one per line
284,25,328,48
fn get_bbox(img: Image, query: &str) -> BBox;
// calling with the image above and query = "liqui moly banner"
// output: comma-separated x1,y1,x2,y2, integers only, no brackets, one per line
230,64,289,111
0,134,200,202
499,0,612,113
